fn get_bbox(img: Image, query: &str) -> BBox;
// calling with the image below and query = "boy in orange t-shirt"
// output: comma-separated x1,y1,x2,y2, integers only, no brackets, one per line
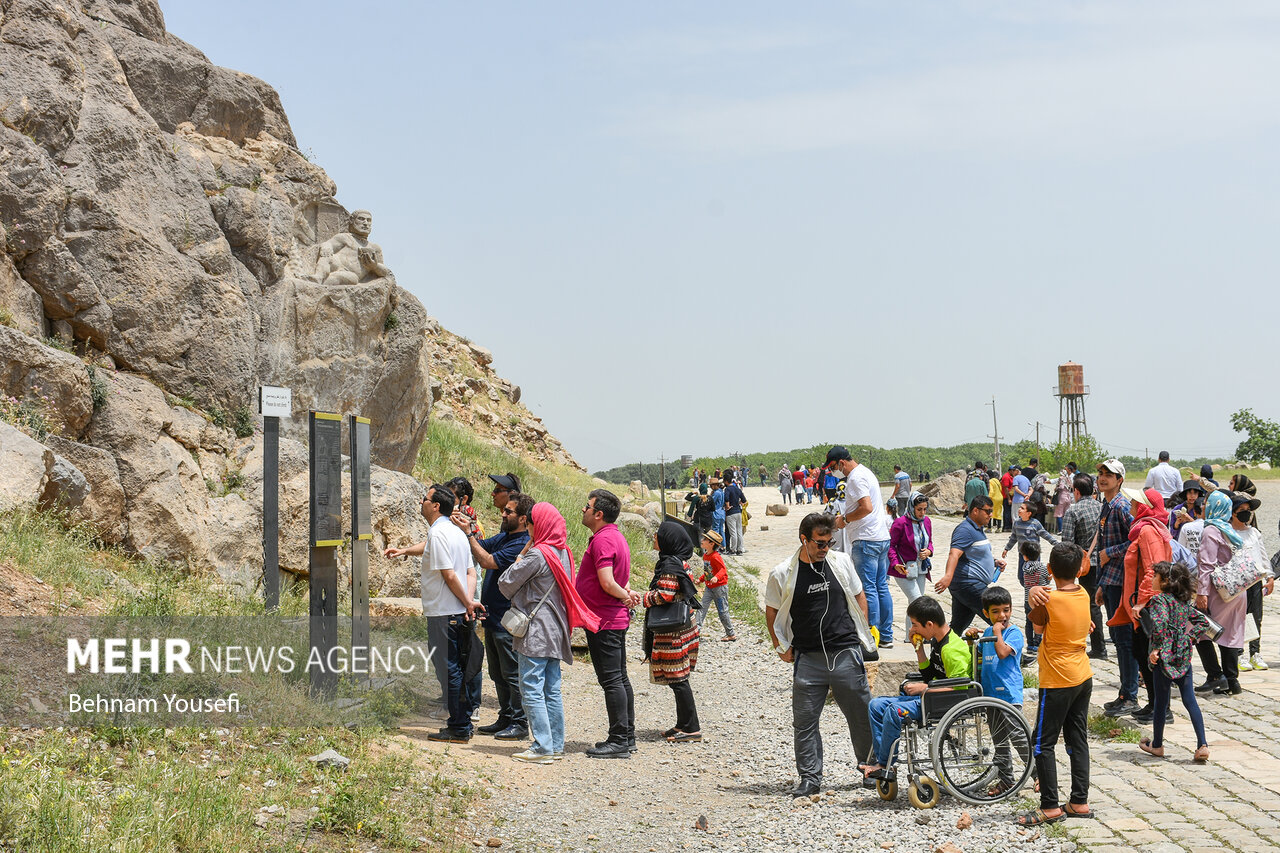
1021,542,1094,826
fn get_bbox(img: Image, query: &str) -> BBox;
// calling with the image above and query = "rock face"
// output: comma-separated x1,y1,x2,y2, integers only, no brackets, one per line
0,0,429,472
0,0,588,588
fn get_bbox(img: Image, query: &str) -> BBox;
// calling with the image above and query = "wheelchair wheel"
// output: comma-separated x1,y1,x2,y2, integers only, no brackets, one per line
876,777,898,801
929,697,1032,806
908,776,940,809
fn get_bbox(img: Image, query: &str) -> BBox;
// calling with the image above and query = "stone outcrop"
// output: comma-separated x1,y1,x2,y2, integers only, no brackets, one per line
0,0,585,587
919,469,968,516
0,0,429,472
423,317,582,471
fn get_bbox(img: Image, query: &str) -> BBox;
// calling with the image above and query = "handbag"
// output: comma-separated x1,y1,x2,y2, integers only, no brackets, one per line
500,580,555,639
645,596,693,633
1210,547,1269,602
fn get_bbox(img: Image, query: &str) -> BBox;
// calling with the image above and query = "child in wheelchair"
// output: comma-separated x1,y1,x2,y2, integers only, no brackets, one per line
864,596,971,782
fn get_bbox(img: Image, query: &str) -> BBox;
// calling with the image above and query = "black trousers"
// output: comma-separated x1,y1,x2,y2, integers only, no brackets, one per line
1002,501,1013,531
1197,640,1241,682
1079,564,1106,655
1033,679,1092,811
585,628,635,744
670,678,700,733
1247,581,1264,657
484,625,525,727
1132,625,1153,705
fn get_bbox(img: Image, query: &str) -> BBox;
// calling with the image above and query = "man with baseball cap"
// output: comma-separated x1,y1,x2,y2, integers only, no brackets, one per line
826,446,895,648
1093,459,1140,718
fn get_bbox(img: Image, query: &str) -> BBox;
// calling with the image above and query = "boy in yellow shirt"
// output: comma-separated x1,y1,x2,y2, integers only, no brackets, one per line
1020,541,1094,825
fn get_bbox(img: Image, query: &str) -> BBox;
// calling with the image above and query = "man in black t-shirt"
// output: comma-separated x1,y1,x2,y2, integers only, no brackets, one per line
764,514,874,798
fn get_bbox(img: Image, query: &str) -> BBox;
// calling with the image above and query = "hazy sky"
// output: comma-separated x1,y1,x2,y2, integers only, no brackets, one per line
163,1,1279,472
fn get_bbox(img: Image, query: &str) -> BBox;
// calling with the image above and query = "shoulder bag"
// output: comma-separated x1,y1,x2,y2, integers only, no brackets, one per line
1210,547,1269,602
645,595,692,633
501,579,555,639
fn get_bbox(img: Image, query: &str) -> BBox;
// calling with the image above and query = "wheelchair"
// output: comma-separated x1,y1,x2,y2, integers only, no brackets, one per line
874,637,1033,809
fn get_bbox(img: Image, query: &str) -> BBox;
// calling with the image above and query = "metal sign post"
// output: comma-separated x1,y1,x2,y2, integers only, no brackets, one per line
259,386,291,612
349,415,372,685
308,410,342,699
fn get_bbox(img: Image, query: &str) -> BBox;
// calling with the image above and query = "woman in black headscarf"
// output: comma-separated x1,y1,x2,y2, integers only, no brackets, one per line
1229,474,1268,671
635,520,703,742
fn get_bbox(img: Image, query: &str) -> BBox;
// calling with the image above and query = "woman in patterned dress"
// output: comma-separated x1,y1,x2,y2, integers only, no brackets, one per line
637,520,702,743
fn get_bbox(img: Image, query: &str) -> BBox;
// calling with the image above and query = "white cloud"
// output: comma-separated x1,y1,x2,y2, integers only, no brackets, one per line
616,34,1280,156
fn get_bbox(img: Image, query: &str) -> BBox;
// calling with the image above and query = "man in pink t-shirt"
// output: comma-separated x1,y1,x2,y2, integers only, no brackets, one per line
577,488,636,758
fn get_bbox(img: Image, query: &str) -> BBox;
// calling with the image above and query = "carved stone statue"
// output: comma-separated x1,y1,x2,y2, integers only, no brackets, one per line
314,210,392,286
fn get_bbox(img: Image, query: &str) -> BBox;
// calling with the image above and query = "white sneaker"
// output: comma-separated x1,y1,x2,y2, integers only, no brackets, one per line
512,749,554,764
1240,656,1254,672
1251,653,1269,671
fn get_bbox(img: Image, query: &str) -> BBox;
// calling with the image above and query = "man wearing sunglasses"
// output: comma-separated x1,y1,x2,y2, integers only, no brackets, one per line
764,513,874,798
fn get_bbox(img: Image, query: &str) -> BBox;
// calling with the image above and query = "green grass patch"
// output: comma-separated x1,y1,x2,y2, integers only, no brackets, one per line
1087,712,1141,743
1023,670,1039,689
0,727,479,851
725,571,765,635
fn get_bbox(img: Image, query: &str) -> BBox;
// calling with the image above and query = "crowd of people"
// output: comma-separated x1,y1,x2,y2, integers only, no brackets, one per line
387,446,1276,823
385,474,723,763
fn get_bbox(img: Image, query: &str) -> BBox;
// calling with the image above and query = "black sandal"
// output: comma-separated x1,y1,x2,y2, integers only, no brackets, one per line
1015,808,1065,826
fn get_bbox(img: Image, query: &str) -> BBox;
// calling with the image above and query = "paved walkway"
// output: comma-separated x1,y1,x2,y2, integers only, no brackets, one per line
729,484,1280,852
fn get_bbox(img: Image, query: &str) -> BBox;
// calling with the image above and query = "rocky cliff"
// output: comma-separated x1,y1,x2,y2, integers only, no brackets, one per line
0,0,576,592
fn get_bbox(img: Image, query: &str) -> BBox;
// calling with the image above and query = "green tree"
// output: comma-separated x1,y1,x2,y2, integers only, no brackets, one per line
1230,409,1280,468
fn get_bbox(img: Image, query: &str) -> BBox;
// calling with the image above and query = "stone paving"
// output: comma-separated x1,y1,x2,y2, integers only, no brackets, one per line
732,484,1280,852
1059,639,1280,853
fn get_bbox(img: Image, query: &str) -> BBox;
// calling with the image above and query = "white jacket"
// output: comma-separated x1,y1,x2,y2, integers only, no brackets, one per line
764,547,873,654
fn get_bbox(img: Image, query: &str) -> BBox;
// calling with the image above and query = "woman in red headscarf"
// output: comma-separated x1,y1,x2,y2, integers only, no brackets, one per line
498,503,599,763
1107,487,1171,723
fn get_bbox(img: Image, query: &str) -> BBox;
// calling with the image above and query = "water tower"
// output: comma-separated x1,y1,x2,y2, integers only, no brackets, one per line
1054,362,1089,443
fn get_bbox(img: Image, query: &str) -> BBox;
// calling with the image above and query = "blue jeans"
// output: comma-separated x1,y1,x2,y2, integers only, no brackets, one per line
852,539,893,643
518,654,564,755
869,695,922,767
445,617,482,733
1103,585,1139,701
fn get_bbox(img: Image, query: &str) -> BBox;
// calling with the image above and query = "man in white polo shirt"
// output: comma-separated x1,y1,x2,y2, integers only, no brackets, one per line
385,483,479,742
828,446,895,648
1143,451,1182,506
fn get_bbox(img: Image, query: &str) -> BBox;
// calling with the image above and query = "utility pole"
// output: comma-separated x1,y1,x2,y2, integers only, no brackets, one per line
659,454,666,520
1028,421,1046,451
986,397,1002,474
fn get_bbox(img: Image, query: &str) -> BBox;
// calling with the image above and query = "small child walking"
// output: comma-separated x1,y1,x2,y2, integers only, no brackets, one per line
1020,542,1094,826
1002,501,1059,578
1018,541,1050,663
1140,560,1211,762
694,531,737,641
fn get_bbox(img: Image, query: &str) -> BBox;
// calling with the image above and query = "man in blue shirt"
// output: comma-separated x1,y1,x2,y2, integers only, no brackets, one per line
457,488,533,740
935,496,1007,633
1010,466,1031,513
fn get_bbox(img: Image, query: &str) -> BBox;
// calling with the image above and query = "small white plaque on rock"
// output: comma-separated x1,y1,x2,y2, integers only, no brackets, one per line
259,386,292,418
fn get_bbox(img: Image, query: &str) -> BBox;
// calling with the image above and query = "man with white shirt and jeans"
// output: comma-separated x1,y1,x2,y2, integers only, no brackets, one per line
1144,451,1182,507
765,513,873,798
828,446,895,647
385,484,480,742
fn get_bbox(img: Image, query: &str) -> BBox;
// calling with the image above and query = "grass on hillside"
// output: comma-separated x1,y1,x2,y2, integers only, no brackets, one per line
416,418,656,572
0,507,483,850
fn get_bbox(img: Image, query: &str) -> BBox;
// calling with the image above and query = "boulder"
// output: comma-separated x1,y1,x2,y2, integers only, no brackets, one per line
0,326,94,439
46,435,128,544
766,504,789,516
617,511,655,540
466,342,493,366
369,597,423,630
0,422,54,511
628,480,649,499
919,471,967,515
